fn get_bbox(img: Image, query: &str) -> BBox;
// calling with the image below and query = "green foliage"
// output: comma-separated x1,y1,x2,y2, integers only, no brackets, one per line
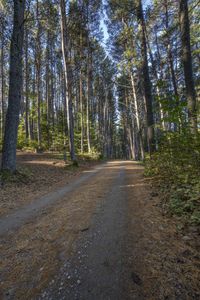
17,119,27,149
191,211,200,225
23,140,39,152
145,131,200,225
169,181,200,220
155,92,187,125
79,150,102,161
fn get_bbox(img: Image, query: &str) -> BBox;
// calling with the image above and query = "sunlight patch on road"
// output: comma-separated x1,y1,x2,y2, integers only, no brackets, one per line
82,170,96,173
120,183,145,188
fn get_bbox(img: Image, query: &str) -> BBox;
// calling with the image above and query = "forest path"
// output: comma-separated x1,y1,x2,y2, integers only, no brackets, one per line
38,160,137,300
1,161,145,299
0,163,106,235
1,161,198,300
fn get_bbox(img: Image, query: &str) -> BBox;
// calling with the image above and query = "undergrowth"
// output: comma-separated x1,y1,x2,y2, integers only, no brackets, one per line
145,131,200,225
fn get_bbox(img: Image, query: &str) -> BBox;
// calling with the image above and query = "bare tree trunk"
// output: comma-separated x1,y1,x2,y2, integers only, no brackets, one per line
86,48,91,153
164,1,180,132
25,27,29,140
0,21,5,142
1,0,25,172
36,0,42,150
145,26,166,131
137,0,155,154
80,68,84,153
45,30,52,148
179,0,197,134
50,38,55,130
29,62,35,141
165,2,178,97
125,91,135,160
130,73,145,160
60,0,76,162
62,69,68,138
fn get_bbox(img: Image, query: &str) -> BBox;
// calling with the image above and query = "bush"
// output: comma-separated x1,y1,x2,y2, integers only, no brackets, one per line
145,131,200,225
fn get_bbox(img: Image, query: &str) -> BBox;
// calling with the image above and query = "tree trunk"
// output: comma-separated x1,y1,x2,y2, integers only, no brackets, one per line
25,27,29,140
36,0,42,150
80,68,84,153
60,0,76,162
137,0,155,154
145,26,166,131
86,48,91,153
130,73,145,160
0,20,5,142
165,2,178,98
179,0,197,134
45,31,51,148
1,0,25,172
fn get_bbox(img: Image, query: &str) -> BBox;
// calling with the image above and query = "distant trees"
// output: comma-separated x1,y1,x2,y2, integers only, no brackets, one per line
106,0,199,159
0,0,117,172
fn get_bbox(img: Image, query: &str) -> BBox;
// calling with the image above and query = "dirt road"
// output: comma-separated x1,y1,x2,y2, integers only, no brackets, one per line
0,161,199,299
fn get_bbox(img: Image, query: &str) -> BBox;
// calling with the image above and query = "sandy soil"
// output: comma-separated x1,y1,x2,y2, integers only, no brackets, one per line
0,160,199,299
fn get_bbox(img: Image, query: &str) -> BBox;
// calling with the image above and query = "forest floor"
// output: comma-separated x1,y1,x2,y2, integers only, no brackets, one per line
0,151,100,218
0,157,200,299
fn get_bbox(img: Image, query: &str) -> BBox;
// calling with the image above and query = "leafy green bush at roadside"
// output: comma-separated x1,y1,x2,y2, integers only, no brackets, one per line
145,131,200,225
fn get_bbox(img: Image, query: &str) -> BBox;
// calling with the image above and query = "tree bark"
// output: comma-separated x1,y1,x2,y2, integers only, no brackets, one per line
137,0,155,154
80,68,84,153
86,45,92,153
25,27,29,140
60,0,76,162
179,0,197,134
36,0,42,150
0,20,5,142
1,0,25,172
130,73,144,160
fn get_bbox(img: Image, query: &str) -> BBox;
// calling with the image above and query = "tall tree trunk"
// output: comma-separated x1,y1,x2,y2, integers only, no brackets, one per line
50,37,55,130
179,0,197,134
25,27,29,140
80,68,84,153
29,62,36,141
125,91,135,160
137,0,155,154
45,30,51,148
164,1,180,132
0,20,5,142
86,47,91,153
165,2,178,98
145,26,166,130
1,0,25,172
130,73,145,160
36,0,42,150
60,0,76,162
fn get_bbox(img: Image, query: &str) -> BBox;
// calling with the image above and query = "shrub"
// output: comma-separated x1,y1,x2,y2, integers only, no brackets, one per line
145,131,200,225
